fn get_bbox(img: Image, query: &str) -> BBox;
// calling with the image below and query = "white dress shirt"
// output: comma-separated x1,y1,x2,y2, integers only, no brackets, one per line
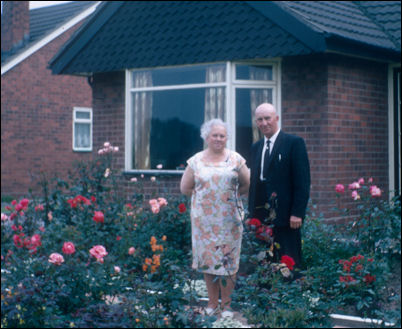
260,129,280,181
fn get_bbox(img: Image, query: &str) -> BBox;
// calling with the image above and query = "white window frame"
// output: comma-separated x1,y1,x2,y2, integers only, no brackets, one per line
73,107,93,152
125,60,281,172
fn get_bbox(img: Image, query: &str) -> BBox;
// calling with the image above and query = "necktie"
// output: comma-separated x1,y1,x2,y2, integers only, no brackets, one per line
263,140,271,178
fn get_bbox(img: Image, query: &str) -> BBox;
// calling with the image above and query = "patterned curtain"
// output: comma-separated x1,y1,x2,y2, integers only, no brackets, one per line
132,71,153,169
250,67,272,143
204,66,226,122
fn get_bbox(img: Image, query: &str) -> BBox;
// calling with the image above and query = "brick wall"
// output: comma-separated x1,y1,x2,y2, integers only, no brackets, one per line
282,54,389,219
91,72,182,203
90,54,390,218
1,21,92,197
1,1,29,53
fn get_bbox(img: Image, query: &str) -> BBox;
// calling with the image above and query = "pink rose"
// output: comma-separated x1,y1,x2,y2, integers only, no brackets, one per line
358,178,365,185
49,253,64,265
157,197,168,207
62,242,76,255
128,247,136,255
348,182,360,190
35,204,44,212
30,234,42,248
151,205,160,214
370,185,381,197
351,190,360,200
89,245,108,263
93,211,104,223
114,266,121,273
156,164,163,169
335,184,345,193
149,199,158,206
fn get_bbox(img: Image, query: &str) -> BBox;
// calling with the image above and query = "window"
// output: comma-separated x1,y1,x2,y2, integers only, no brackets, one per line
126,61,279,171
73,107,92,151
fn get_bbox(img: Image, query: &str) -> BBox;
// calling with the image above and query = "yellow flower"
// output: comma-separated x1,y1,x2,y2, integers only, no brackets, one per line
162,235,167,241
136,318,140,323
150,236,157,245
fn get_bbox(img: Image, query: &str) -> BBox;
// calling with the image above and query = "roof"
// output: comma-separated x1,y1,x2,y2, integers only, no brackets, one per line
274,1,400,51
49,1,401,76
1,1,99,74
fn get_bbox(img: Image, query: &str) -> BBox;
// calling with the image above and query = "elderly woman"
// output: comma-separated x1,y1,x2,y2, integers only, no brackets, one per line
180,118,250,317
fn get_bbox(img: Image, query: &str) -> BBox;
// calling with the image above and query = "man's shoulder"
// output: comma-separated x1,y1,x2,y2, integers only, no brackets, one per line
251,139,264,149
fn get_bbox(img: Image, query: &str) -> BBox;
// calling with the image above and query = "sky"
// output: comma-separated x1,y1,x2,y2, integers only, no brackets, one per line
30,1,73,9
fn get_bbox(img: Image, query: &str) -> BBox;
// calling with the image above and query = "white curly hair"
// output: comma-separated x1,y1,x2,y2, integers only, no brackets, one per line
200,118,230,141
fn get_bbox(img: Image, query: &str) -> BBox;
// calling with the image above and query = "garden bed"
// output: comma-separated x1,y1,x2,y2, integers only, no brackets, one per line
1,147,400,328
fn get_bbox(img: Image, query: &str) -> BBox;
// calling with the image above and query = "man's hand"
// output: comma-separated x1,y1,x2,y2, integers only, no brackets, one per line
290,216,302,229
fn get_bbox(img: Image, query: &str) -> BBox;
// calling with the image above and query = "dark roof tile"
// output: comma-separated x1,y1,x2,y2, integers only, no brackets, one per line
50,1,400,75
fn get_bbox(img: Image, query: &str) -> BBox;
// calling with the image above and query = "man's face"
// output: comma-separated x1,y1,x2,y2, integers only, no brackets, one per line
255,105,279,138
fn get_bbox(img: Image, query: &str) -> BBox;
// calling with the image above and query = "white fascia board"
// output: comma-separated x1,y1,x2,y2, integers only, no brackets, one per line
1,2,100,76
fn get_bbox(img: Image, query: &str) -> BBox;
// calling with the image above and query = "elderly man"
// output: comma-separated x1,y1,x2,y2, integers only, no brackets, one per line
248,103,310,270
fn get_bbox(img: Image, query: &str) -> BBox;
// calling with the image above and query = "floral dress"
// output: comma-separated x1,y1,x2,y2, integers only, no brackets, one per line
187,150,245,276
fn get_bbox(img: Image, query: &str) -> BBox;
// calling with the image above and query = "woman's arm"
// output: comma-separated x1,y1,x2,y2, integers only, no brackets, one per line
238,164,250,196
180,166,195,196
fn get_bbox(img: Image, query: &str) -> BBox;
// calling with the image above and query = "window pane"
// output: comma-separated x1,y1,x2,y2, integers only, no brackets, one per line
235,88,273,164
132,88,226,169
74,123,90,148
132,63,226,87
236,64,273,81
75,111,90,119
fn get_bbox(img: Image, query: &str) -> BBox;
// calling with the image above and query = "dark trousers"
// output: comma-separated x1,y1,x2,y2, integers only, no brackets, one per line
253,179,302,270
273,226,302,269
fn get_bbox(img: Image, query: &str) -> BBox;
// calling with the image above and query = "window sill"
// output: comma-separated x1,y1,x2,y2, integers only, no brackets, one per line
123,169,185,177
73,149,92,153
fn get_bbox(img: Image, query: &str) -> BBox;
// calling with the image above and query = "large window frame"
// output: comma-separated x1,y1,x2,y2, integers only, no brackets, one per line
125,60,281,173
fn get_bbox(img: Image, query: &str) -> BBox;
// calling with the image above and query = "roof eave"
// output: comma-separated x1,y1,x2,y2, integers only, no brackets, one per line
326,35,401,63
246,1,326,52
49,1,124,75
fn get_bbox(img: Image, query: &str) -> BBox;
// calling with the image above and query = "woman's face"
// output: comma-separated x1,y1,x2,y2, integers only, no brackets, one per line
206,125,227,152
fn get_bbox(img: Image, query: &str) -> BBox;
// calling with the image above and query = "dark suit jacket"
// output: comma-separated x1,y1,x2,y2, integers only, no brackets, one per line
248,131,311,227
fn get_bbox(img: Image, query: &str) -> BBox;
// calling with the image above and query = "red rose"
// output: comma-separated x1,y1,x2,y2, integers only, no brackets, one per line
178,203,186,213
93,211,104,223
255,225,273,241
281,255,296,270
248,218,262,230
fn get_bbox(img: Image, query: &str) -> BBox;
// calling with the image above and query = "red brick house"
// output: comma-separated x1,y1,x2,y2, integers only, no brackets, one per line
1,1,99,197
40,2,402,217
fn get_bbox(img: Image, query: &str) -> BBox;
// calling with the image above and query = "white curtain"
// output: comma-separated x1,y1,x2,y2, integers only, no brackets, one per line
133,71,153,169
250,67,272,143
75,123,90,148
204,66,225,122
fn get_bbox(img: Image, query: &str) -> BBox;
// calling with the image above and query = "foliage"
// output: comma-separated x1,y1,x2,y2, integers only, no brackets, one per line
1,143,214,328
1,148,401,328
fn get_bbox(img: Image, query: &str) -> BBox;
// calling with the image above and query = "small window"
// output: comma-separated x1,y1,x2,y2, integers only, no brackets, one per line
73,107,92,151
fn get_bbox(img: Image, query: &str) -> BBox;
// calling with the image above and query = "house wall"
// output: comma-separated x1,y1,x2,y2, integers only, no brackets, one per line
1,22,92,197
90,54,389,219
282,54,389,219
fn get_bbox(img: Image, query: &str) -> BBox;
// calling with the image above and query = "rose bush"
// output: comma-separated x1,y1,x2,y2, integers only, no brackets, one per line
1,147,400,329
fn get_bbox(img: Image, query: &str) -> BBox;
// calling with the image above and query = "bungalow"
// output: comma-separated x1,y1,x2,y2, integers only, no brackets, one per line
46,1,400,218
1,1,99,197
